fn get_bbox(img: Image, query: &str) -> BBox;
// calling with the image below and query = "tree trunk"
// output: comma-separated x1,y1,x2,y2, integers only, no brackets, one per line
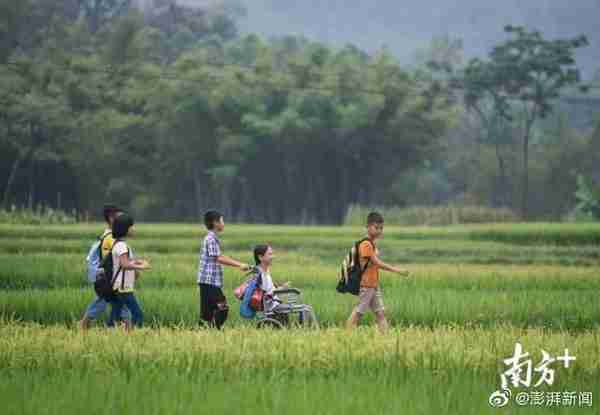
521,116,535,219
338,154,348,224
521,135,529,219
28,159,35,210
2,151,27,209
192,164,204,220
220,178,233,220
494,141,508,207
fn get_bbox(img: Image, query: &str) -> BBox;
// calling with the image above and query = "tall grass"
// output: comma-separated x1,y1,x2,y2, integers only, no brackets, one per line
1,369,503,415
2,223,600,414
0,206,78,225
4,222,600,245
3,286,600,329
2,322,599,371
344,204,520,226
2,235,600,265
3,224,600,328
4,254,600,289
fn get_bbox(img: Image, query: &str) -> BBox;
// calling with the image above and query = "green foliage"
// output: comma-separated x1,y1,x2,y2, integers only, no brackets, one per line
0,206,77,225
463,26,588,121
461,26,589,218
344,204,519,226
0,6,595,224
573,175,600,220
0,2,459,223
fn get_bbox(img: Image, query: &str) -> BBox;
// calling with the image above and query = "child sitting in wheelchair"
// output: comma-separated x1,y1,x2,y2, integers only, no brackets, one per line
239,244,318,329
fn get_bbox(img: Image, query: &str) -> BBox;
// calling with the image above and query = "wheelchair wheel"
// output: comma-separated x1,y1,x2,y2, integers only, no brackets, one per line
256,318,284,330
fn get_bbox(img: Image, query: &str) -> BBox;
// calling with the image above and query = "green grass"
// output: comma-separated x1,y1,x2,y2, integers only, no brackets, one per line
3,254,600,289
3,285,600,329
344,204,519,226
1,323,598,414
2,323,600,371
3,222,600,244
3,235,600,266
1,223,600,414
5,368,597,415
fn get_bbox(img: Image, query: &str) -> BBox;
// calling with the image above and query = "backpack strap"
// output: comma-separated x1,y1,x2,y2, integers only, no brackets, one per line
121,243,130,291
97,230,112,260
355,238,375,273
253,266,263,289
111,239,130,291
111,265,123,288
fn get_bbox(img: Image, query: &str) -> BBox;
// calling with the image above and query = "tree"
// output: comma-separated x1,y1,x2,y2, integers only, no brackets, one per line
574,175,600,220
79,0,132,33
0,61,71,208
462,26,588,218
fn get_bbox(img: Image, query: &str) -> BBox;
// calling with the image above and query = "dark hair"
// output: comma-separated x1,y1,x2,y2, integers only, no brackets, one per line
112,213,134,239
204,210,223,230
103,204,120,224
367,211,384,225
253,244,271,265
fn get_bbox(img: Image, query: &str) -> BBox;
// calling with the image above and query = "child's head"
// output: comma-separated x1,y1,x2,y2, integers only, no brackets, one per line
204,210,224,232
103,204,121,226
366,211,384,239
254,244,273,267
112,213,135,239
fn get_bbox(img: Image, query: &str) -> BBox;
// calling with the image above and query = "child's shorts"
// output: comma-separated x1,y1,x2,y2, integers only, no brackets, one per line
355,287,385,314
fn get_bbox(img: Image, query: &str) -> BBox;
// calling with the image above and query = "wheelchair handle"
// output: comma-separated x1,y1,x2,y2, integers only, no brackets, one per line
273,288,301,295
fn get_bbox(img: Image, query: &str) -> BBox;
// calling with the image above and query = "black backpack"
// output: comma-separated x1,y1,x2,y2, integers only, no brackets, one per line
336,238,373,296
94,239,128,300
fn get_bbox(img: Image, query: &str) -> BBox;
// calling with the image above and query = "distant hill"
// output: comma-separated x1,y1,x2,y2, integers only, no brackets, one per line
236,0,600,79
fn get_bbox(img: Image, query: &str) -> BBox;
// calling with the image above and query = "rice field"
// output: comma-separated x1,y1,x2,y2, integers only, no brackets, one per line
1,223,599,414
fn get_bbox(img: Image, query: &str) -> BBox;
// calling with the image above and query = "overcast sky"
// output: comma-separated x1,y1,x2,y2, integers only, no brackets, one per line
234,0,599,78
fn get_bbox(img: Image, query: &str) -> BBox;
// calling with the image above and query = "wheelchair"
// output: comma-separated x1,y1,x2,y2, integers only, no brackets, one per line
255,287,319,329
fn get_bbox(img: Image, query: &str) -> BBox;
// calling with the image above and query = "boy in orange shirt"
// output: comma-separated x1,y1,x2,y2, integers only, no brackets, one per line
346,212,409,333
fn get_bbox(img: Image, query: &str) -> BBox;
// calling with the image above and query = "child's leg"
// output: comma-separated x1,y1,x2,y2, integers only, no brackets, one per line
346,309,362,329
213,288,228,330
374,311,389,334
85,296,107,318
372,288,388,334
122,293,143,327
199,284,213,326
346,287,374,329
80,296,107,329
119,307,130,322
107,297,124,328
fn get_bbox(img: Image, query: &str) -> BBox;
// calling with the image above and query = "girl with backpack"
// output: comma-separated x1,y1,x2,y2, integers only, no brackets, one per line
80,205,129,330
107,213,150,329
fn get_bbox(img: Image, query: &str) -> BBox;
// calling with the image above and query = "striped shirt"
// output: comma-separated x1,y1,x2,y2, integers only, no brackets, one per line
197,231,223,287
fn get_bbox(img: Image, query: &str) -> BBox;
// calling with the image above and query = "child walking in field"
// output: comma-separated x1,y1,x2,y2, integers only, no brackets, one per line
80,205,128,330
197,210,250,329
346,212,409,333
108,213,150,329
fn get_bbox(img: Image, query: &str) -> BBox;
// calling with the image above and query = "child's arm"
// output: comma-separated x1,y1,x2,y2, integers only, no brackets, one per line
217,255,250,271
133,260,148,279
369,254,409,276
119,254,150,271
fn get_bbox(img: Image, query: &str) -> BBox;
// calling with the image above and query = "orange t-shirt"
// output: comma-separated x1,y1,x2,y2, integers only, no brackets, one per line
358,239,380,288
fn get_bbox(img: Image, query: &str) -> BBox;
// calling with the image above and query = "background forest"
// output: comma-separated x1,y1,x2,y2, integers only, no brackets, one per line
2,0,600,224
